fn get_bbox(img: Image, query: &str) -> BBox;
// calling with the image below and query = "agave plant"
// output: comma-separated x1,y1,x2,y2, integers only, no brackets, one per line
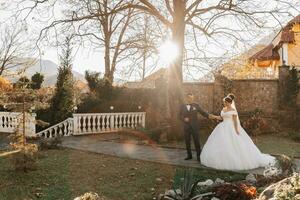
159,169,214,200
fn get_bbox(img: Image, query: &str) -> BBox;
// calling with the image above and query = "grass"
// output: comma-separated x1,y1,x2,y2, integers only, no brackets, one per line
0,133,10,149
255,134,300,157
160,130,300,158
0,149,245,200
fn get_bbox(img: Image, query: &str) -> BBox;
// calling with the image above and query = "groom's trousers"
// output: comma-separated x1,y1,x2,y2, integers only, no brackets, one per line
184,125,201,158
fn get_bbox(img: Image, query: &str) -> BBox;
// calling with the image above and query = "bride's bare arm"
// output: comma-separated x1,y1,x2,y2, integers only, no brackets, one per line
233,115,240,135
216,116,223,121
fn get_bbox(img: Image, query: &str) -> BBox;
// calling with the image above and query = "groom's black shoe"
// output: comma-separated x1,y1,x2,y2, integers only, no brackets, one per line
184,156,192,160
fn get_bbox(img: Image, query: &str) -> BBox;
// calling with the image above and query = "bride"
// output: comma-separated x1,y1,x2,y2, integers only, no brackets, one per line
200,94,275,170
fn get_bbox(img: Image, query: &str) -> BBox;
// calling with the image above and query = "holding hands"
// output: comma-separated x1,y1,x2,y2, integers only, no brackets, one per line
209,114,222,121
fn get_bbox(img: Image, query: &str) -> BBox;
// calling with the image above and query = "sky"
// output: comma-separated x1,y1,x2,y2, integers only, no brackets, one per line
42,46,104,75
1,0,300,81
0,0,106,76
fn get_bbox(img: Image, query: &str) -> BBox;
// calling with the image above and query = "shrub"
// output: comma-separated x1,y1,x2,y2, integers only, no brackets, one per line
31,72,44,90
242,109,274,135
289,132,300,142
214,183,257,200
74,192,106,200
258,173,300,200
49,37,75,124
9,125,39,172
14,76,31,89
136,127,163,143
36,108,52,130
284,66,300,107
9,143,38,172
39,137,62,150
275,155,296,176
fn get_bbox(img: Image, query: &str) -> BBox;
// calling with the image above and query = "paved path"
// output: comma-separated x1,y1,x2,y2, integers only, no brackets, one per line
61,136,283,175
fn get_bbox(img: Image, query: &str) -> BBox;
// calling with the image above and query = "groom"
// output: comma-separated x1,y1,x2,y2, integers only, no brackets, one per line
179,93,217,162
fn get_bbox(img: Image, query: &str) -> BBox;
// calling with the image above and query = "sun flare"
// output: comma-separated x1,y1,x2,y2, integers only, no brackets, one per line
158,40,179,65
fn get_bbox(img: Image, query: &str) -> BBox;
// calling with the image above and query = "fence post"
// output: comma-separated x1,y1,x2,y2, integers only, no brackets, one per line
142,112,146,128
28,113,36,137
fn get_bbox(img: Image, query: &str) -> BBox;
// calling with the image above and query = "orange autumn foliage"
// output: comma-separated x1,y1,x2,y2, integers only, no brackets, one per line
0,76,12,91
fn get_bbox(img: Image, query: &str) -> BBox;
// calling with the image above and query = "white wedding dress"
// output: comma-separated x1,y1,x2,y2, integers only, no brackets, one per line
200,109,275,170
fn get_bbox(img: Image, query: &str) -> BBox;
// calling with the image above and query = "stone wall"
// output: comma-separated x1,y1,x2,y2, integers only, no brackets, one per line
231,79,279,114
183,79,279,115
183,83,214,113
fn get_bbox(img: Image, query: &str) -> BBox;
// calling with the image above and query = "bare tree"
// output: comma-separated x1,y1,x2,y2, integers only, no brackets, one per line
0,21,36,76
114,0,300,135
117,14,167,81
10,0,147,84
9,0,300,135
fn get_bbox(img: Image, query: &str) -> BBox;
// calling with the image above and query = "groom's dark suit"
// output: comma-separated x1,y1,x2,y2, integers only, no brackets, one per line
179,103,209,159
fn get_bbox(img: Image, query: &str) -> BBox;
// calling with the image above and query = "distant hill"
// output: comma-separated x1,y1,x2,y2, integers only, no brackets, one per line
7,59,86,87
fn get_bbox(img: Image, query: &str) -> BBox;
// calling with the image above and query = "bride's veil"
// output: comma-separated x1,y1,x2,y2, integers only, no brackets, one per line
231,99,241,127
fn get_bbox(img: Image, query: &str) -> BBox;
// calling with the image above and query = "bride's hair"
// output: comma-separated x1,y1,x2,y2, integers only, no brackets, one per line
224,96,233,103
227,93,235,100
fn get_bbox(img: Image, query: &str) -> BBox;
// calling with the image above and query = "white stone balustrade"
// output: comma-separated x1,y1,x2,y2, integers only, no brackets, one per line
0,112,36,137
73,112,146,135
36,118,73,138
36,112,146,138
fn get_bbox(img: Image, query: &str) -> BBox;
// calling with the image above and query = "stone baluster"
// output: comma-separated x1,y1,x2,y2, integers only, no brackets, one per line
127,114,131,128
110,114,114,130
96,116,100,131
122,114,126,127
101,115,105,131
81,116,86,133
86,115,91,133
68,120,73,136
130,115,134,128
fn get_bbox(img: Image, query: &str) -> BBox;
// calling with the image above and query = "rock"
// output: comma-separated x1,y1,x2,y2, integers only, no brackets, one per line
151,188,155,191
211,198,220,200
156,178,163,182
35,193,43,198
164,189,181,197
197,179,214,186
164,190,176,197
131,167,138,170
215,178,225,184
158,194,164,200
245,173,257,183
129,173,135,176
263,166,282,178
258,173,300,200
175,189,181,195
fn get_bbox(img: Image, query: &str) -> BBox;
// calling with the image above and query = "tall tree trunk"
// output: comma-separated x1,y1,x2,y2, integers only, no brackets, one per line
166,0,186,139
104,39,112,84
102,0,113,85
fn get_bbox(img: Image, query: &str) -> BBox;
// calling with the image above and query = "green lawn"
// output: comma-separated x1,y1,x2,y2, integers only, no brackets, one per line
255,134,300,157
160,132,300,158
0,149,245,200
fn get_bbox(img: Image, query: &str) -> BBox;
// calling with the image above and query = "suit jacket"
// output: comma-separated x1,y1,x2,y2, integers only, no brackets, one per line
179,103,209,131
